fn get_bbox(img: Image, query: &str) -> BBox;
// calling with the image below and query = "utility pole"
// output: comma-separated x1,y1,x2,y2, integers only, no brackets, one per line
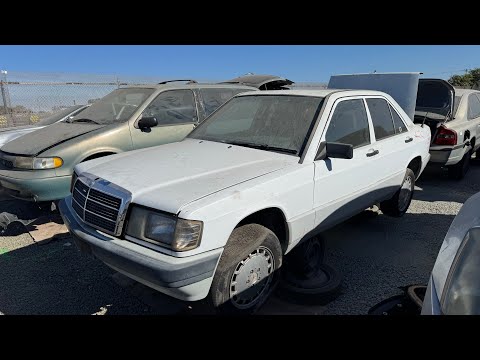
0,70,13,127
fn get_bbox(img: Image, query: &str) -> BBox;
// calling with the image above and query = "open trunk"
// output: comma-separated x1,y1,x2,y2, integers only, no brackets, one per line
414,79,455,142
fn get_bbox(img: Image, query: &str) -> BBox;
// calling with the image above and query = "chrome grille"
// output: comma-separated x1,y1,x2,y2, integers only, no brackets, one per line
71,173,131,236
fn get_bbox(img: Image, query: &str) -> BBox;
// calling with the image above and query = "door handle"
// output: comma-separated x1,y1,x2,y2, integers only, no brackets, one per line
405,137,413,143
366,149,379,157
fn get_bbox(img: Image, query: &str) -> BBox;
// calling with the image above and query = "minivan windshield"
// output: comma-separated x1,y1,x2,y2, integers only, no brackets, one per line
188,95,323,156
69,88,154,125
36,105,84,126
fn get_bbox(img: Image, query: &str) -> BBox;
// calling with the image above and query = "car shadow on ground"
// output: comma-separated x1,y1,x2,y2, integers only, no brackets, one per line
414,159,480,204
0,232,158,315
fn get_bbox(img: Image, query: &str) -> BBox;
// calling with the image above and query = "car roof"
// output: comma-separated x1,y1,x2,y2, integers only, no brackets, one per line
235,89,390,98
121,83,257,91
454,88,480,96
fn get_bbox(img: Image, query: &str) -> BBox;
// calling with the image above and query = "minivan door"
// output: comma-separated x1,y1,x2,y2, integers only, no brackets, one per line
129,89,197,149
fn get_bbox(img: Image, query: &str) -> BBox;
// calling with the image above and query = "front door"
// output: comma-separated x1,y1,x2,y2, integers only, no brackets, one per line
129,89,198,149
313,97,380,231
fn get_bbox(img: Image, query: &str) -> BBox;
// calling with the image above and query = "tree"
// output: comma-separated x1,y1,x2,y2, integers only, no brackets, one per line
448,68,480,89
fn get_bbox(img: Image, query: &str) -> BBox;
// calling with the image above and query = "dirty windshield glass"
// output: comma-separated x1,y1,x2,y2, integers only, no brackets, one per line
189,95,323,155
69,88,154,125
36,105,84,126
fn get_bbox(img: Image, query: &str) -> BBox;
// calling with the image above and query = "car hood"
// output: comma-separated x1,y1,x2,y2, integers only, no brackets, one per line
76,138,295,214
0,122,105,156
328,72,421,120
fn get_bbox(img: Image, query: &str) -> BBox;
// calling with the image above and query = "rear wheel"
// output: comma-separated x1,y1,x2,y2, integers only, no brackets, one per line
448,150,471,180
380,168,415,217
208,224,282,315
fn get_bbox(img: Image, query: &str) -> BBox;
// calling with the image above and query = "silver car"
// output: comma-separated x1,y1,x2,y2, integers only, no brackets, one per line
422,191,480,315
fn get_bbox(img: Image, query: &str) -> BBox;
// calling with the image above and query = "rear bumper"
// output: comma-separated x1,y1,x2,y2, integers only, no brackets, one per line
0,172,71,201
59,197,221,301
429,144,466,166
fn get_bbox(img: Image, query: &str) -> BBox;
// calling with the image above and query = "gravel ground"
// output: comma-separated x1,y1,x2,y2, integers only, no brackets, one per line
0,161,479,315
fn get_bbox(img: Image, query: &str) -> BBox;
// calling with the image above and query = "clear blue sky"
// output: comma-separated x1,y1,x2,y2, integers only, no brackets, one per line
1,45,480,82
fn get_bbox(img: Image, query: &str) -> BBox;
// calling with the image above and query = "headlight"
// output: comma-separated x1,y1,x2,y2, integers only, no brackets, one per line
126,206,203,252
13,156,63,170
442,227,480,315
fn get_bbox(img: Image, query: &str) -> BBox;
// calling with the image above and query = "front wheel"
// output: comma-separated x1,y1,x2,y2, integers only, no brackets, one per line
380,168,415,217
208,224,282,315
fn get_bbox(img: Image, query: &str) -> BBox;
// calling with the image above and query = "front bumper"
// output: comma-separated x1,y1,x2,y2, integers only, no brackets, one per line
59,197,221,301
0,171,71,201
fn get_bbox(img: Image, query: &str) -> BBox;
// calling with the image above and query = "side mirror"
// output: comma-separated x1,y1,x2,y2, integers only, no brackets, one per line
138,117,158,132
315,141,353,161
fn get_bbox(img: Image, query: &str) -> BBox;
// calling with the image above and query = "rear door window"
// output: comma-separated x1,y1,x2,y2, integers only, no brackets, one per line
325,99,370,148
366,98,395,140
200,88,251,117
468,93,480,120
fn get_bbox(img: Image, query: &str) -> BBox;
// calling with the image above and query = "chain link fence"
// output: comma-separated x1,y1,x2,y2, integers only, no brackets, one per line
0,71,326,128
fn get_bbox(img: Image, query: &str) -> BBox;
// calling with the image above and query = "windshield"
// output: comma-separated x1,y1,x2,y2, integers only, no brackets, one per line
69,88,154,125
36,105,84,126
188,95,323,156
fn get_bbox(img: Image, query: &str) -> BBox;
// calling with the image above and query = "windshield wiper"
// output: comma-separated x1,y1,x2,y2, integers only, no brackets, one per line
67,118,100,124
228,141,298,155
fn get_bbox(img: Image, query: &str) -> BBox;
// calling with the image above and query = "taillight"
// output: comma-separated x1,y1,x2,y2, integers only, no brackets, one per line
434,126,457,146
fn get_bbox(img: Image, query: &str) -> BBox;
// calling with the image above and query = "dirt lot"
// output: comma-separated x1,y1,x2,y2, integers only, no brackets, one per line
1,162,479,315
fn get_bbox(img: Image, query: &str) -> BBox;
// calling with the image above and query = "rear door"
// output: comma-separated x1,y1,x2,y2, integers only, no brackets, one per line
313,97,381,230
129,89,197,149
364,97,415,195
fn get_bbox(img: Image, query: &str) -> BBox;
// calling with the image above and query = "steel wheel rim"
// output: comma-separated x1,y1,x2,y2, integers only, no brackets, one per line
398,175,412,212
229,246,275,309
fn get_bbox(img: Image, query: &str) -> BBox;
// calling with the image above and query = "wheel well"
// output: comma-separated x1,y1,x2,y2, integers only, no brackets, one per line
408,156,422,179
236,208,289,254
81,152,116,162
470,137,476,150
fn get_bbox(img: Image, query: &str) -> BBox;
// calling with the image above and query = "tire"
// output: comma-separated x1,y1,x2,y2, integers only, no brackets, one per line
448,150,471,180
476,149,480,161
283,236,325,277
380,168,415,217
208,224,282,315
276,263,342,305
